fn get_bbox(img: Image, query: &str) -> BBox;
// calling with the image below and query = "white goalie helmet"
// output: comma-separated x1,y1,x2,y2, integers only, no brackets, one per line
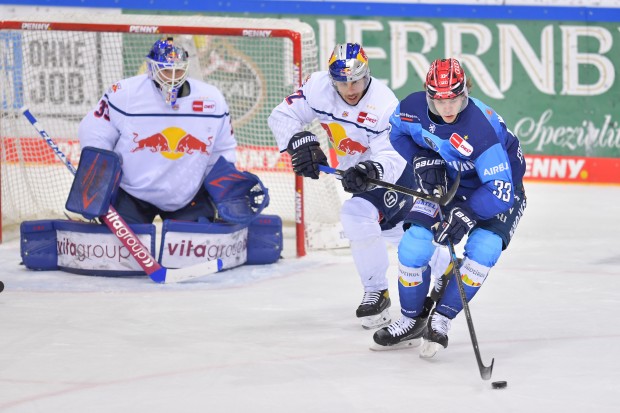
146,37,190,108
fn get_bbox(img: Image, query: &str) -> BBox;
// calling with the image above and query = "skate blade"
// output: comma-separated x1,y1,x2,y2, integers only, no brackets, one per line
419,341,442,358
369,338,421,351
360,309,391,330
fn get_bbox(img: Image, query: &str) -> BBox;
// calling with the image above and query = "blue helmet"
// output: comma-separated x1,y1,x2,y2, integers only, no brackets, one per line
328,43,370,86
146,37,189,108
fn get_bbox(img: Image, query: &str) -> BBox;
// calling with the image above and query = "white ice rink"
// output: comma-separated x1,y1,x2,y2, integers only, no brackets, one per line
0,182,619,412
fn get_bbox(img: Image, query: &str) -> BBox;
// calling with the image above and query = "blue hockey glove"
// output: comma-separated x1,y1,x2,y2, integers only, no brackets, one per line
341,161,383,194
413,154,447,197
433,207,476,246
286,131,328,179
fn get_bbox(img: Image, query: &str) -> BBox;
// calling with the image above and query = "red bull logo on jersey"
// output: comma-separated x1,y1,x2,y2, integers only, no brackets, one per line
321,122,368,156
131,127,213,160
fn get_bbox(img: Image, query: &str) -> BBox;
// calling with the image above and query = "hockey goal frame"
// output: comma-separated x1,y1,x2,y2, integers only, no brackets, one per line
0,14,343,256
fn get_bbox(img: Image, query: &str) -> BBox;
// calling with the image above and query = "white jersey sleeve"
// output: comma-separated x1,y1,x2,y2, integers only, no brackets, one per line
267,74,320,152
364,95,404,184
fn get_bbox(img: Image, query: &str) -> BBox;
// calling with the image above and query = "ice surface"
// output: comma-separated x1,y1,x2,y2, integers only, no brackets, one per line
1,182,619,412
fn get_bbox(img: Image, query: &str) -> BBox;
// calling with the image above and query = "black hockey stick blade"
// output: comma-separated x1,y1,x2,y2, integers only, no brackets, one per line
318,164,460,206
480,357,495,380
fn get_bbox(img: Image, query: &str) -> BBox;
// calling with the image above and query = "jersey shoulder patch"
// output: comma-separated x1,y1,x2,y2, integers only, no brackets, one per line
449,133,474,157
107,82,123,94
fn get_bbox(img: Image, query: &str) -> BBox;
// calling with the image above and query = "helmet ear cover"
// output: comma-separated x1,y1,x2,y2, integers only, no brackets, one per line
328,43,371,89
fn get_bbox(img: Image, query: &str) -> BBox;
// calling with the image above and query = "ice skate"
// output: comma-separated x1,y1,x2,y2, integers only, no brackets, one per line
356,289,391,329
420,310,452,358
370,314,427,351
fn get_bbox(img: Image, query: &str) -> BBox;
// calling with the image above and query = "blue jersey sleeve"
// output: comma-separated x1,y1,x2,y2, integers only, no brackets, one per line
389,101,427,164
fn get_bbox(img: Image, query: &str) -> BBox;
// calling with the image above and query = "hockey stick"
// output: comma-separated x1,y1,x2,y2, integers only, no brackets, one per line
435,162,494,379
21,106,223,283
443,234,494,380
318,164,460,206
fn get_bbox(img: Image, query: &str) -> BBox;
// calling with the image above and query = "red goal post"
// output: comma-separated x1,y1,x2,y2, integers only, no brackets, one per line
0,13,346,255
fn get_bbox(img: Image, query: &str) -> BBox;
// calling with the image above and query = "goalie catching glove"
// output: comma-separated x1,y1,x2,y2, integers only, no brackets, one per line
341,161,383,194
433,206,476,246
286,131,328,179
204,157,270,225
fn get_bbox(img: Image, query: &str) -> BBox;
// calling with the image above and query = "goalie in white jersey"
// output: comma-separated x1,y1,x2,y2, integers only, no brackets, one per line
78,37,237,224
269,43,449,329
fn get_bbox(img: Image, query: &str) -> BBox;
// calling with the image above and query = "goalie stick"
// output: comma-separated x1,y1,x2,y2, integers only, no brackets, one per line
318,164,460,206
21,106,223,284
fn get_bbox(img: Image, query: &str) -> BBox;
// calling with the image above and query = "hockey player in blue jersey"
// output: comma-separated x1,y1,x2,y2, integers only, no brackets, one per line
371,58,526,356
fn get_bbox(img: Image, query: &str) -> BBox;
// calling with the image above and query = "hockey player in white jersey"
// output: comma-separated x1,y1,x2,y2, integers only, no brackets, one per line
78,37,238,224
269,43,449,329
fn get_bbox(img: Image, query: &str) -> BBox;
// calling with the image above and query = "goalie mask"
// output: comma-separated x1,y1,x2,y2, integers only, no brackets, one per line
425,58,469,120
328,43,371,105
146,37,189,108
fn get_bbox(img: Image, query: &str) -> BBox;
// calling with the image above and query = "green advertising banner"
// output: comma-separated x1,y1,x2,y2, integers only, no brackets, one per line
300,16,620,159
113,3,620,182
159,10,619,160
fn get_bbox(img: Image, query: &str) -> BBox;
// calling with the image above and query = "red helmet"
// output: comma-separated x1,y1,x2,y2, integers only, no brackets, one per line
426,58,466,100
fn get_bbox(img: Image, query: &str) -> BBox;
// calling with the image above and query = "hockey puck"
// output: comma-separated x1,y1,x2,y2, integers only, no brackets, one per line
0,281,4,293
492,381,508,389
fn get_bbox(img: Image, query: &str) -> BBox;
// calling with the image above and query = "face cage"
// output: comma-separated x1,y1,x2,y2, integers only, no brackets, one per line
426,88,469,117
148,60,189,107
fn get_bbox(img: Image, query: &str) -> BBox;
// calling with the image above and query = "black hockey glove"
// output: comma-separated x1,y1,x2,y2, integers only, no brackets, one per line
286,131,328,179
341,161,384,194
413,154,447,197
433,206,476,246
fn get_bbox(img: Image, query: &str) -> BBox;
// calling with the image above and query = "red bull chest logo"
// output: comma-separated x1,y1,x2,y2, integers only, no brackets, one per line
131,127,213,160
320,122,368,156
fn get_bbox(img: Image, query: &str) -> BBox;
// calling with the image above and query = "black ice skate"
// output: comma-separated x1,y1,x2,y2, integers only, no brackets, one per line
356,289,391,329
370,314,428,351
419,309,452,358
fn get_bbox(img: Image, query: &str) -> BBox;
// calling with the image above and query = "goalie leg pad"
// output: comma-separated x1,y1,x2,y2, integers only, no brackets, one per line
247,215,282,265
20,220,58,271
159,219,248,271
21,219,156,276
55,220,156,276
65,146,122,220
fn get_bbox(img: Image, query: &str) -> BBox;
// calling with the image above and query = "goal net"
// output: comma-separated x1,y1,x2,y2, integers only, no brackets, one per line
0,13,348,255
